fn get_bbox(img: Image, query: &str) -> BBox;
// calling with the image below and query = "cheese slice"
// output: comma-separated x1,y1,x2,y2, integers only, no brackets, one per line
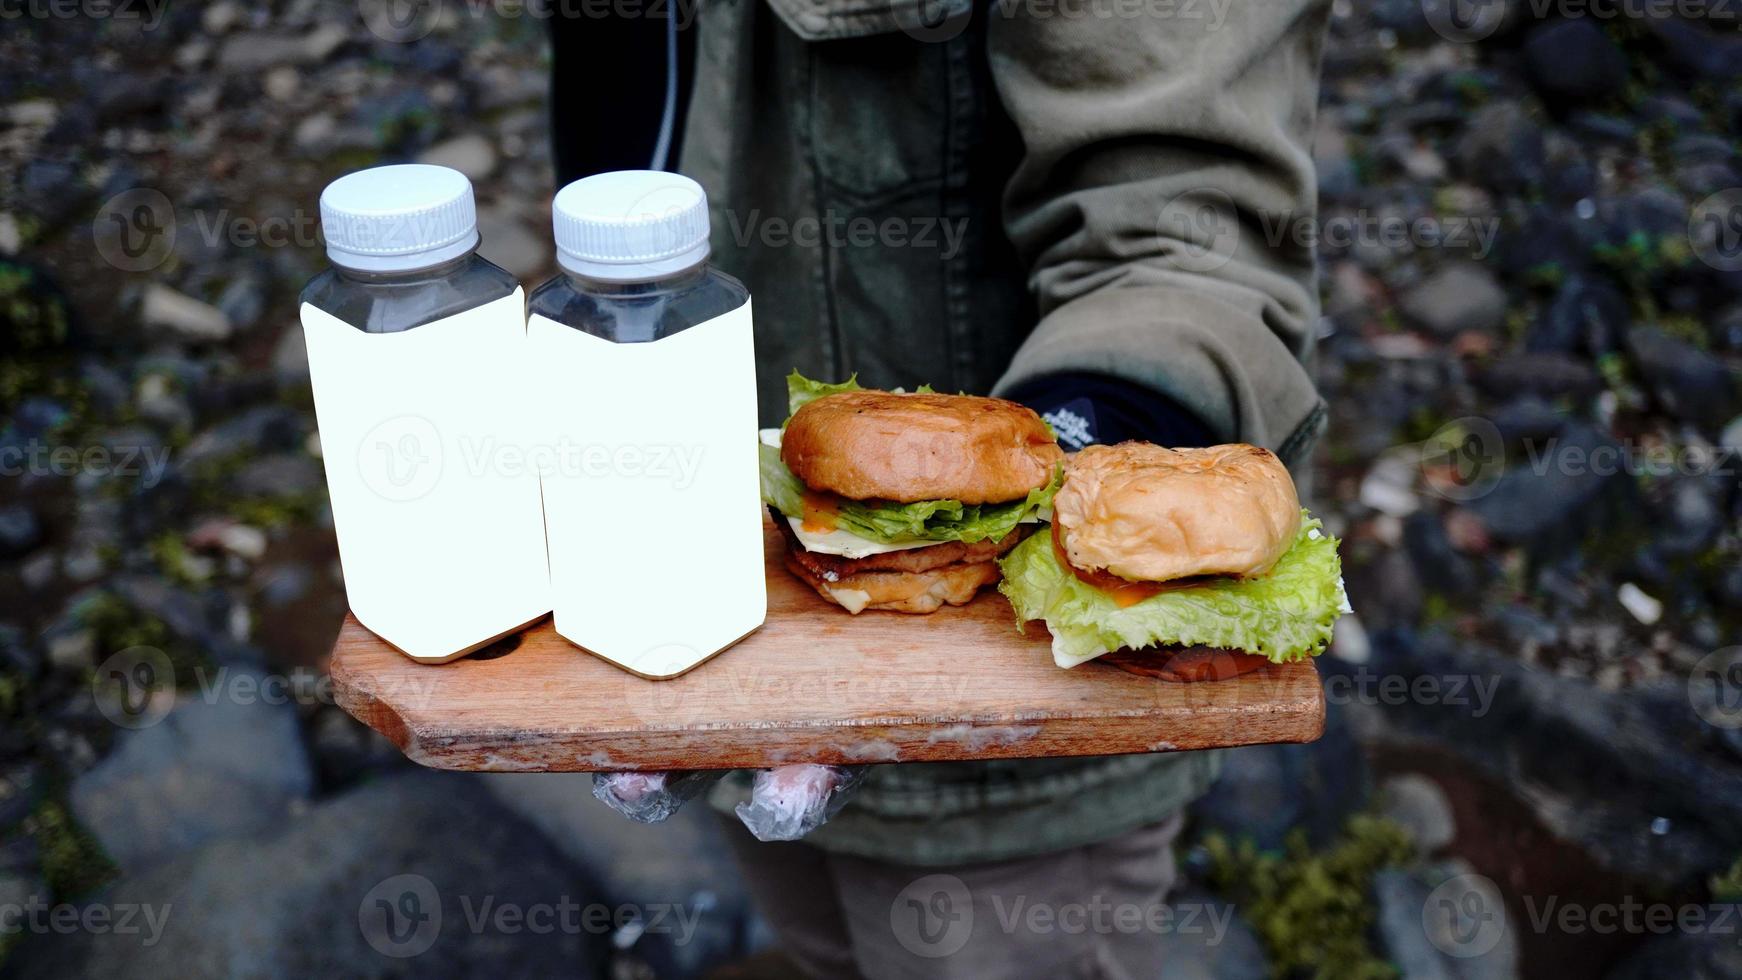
760,427,1042,558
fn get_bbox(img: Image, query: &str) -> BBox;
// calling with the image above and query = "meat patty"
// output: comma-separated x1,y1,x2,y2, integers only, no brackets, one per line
772,509,1030,582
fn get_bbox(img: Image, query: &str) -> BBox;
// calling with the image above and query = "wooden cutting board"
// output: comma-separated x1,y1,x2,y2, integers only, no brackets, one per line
330,519,1325,771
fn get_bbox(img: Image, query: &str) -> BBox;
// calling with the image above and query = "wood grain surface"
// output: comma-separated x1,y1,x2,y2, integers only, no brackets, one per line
330,520,1326,771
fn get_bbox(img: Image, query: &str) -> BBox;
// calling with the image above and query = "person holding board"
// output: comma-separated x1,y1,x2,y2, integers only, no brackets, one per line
549,0,1333,974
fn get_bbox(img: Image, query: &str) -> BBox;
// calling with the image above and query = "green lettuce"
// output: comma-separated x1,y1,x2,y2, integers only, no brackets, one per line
761,442,1060,545
784,370,933,418
763,371,1055,545
998,511,1348,668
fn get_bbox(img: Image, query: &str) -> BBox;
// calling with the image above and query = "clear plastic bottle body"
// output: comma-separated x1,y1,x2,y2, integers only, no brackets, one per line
300,252,519,333
527,264,750,341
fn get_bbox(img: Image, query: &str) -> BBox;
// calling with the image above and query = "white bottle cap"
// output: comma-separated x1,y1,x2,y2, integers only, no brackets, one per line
319,164,481,273
552,170,711,281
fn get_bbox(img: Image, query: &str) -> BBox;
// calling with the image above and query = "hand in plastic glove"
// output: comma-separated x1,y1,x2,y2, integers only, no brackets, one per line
735,764,867,842
593,764,865,840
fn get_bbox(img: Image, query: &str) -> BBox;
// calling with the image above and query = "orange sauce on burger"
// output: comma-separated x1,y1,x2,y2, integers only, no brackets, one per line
801,491,842,532
1050,521,1205,607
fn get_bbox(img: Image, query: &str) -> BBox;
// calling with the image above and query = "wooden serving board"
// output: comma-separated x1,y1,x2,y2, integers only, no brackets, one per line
330,520,1325,771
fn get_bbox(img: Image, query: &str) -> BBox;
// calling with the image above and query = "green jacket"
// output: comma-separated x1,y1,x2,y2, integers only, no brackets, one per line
690,0,1331,865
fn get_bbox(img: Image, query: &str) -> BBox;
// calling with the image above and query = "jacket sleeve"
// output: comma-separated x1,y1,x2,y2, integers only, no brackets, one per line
986,0,1332,467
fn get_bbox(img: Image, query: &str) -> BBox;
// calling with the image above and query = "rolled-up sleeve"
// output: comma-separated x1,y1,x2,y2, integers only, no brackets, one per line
988,0,1332,466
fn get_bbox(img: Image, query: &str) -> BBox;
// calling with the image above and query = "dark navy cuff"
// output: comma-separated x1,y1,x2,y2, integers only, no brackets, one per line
1006,372,1214,451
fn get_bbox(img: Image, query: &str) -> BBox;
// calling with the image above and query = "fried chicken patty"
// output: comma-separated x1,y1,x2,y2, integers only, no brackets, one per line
774,512,1031,613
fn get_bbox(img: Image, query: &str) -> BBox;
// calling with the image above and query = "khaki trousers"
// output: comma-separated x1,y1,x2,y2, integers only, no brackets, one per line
719,813,1186,980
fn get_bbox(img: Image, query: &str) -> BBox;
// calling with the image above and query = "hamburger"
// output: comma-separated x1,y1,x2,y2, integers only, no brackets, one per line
998,442,1349,674
761,373,1064,614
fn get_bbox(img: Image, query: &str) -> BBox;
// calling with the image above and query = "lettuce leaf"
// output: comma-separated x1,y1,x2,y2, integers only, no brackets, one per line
761,441,1060,545
786,371,862,418
998,511,1348,668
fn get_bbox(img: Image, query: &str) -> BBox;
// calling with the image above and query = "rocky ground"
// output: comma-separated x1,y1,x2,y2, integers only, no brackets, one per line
1,0,1740,977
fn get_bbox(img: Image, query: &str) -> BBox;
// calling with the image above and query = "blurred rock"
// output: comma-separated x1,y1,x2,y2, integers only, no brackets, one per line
1148,886,1269,980
1608,930,1742,979
231,453,323,498
1626,326,1740,430
1531,275,1627,355
420,134,498,182
477,207,549,281
70,668,314,873
1399,263,1508,338
1380,774,1456,853
1456,101,1545,193
1468,423,1627,544
1402,512,1477,598
1191,699,1368,851
1524,20,1627,107
0,504,43,558
1473,353,1601,400
484,772,758,978
18,773,604,978
141,284,231,343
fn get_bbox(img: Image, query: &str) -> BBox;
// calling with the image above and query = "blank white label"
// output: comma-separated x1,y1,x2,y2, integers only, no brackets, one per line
528,300,766,677
301,291,550,662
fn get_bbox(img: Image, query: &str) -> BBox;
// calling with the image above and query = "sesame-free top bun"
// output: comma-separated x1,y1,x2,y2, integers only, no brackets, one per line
782,390,1063,504
1054,443,1302,582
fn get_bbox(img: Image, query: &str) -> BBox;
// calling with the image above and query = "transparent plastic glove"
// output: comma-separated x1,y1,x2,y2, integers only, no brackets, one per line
592,770,724,823
735,764,868,842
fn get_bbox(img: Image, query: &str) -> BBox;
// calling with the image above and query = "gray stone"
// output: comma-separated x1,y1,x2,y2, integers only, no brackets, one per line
1373,871,1455,980
140,284,231,342
69,670,313,872
483,772,757,978
1399,263,1508,338
216,32,306,73
1148,886,1269,980
1525,20,1627,107
419,134,498,182
231,453,323,498
0,504,43,558
1608,930,1742,980
476,207,550,281
1379,774,1456,853
1627,326,1740,430
12,773,604,978
1468,423,1628,544
1191,698,1368,851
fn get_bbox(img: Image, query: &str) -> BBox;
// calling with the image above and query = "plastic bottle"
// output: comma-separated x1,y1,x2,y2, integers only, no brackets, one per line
300,164,550,662
528,170,766,677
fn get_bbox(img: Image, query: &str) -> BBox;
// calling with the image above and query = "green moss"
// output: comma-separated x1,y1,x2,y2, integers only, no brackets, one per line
1204,815,1416,980
30,800,116,901
1710,855,1742,903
